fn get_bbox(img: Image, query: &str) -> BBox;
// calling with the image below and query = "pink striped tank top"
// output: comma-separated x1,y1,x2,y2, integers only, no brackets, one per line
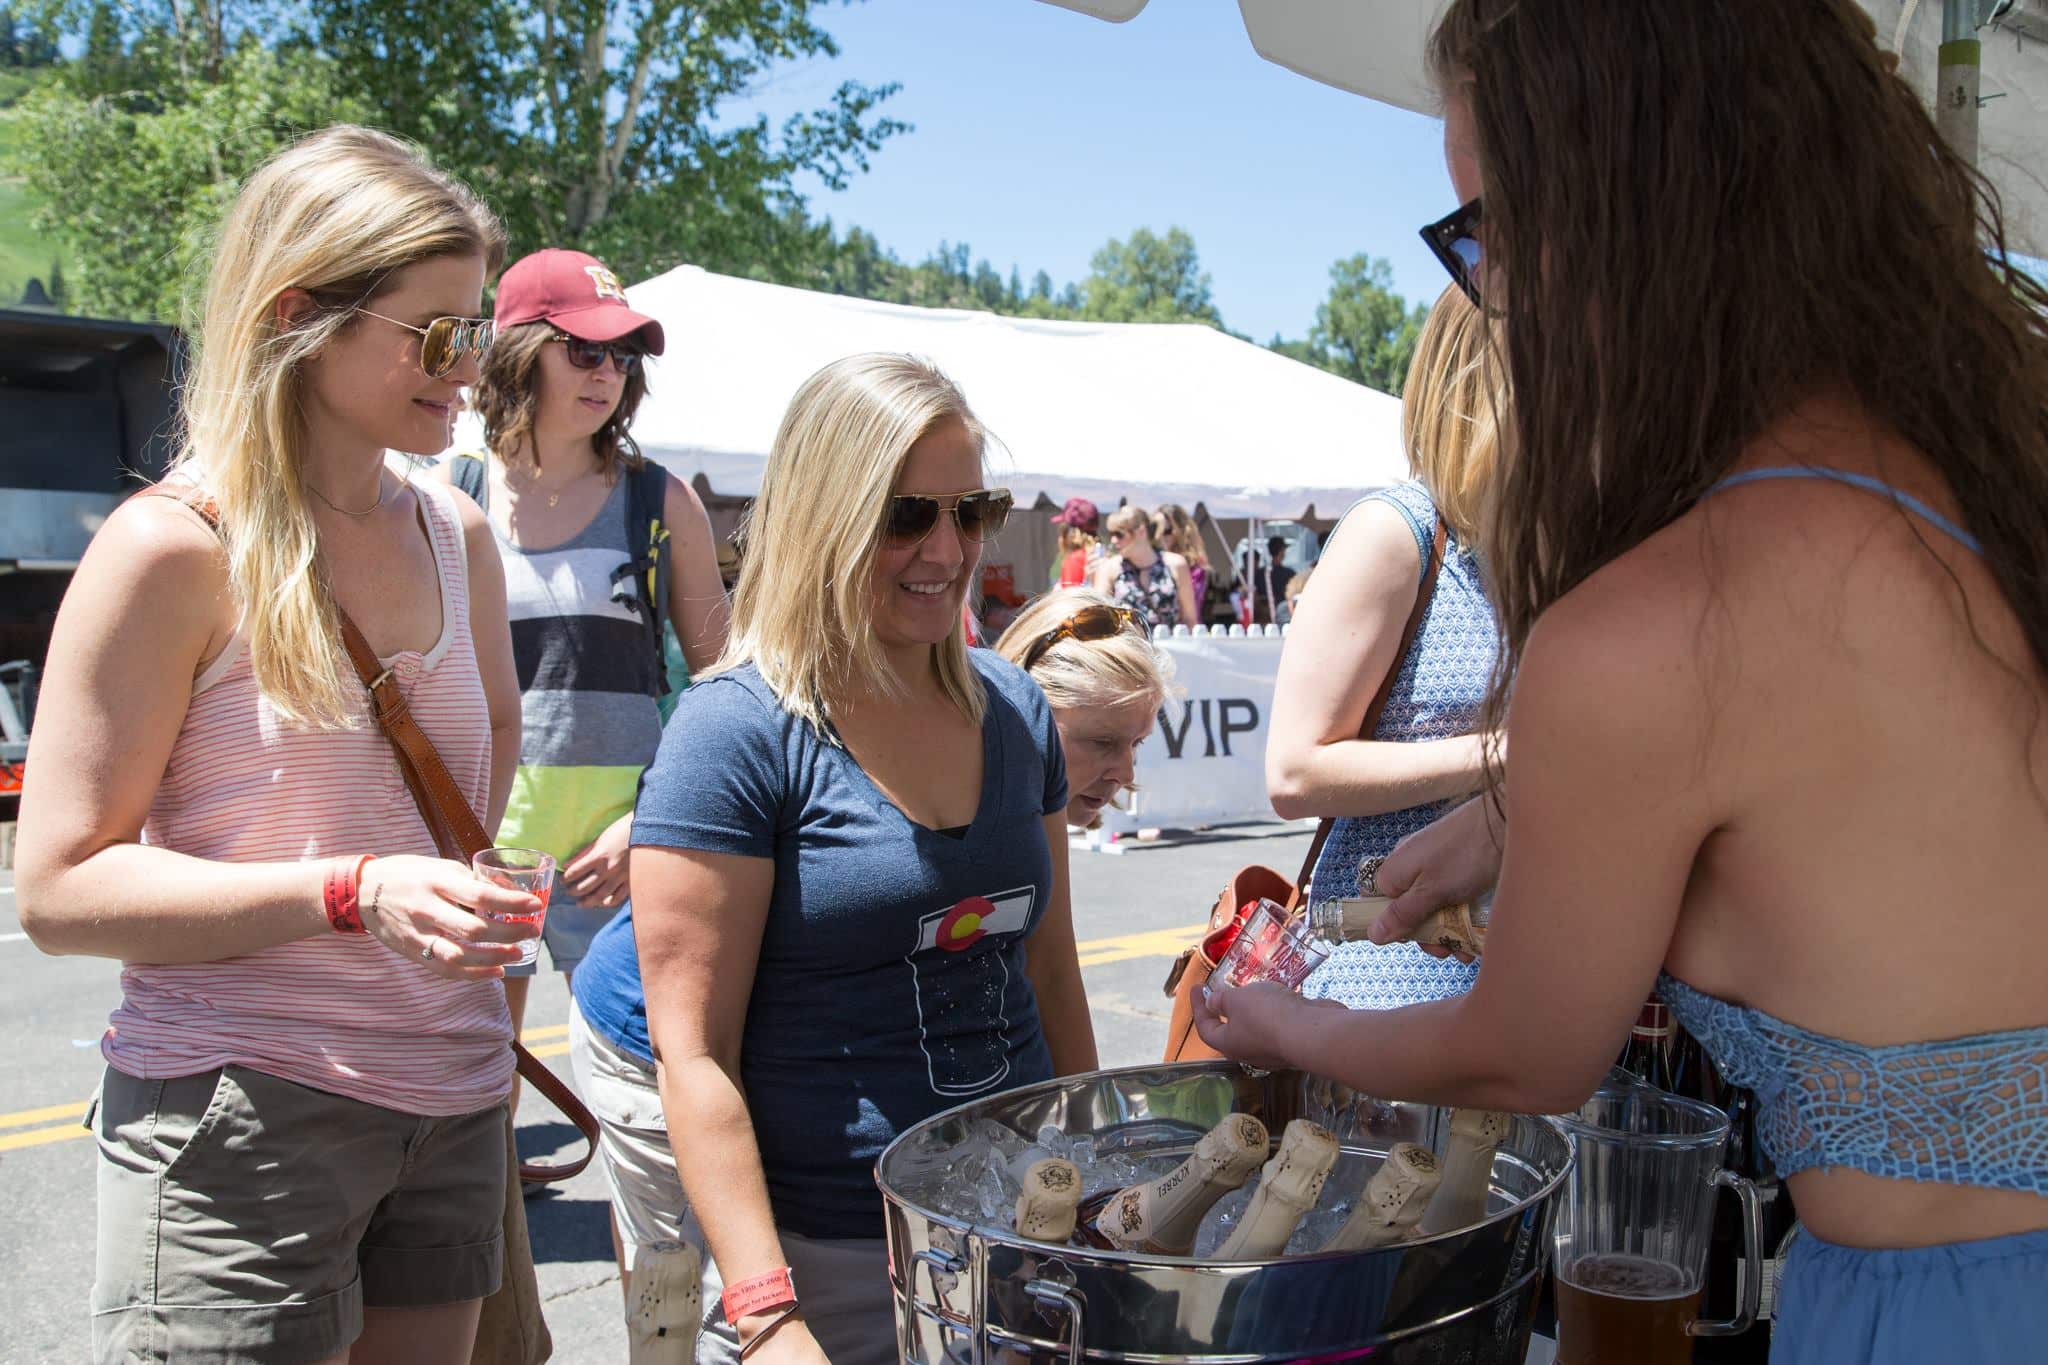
104,478,515,1116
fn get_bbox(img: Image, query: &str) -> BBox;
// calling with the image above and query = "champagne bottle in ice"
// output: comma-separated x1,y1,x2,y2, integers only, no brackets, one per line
1322,1142,1443,1251
1414,1108,1509,1236
1214,1119,1342,1258
1091,1114,1270,1256
1013,1158,1084,1243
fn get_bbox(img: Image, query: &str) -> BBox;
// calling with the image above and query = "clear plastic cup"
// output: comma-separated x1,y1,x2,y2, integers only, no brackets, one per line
471,847,554,968
1213,899,1331,991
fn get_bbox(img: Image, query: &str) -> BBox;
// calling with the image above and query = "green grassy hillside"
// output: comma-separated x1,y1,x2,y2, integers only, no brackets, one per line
0,67,72,308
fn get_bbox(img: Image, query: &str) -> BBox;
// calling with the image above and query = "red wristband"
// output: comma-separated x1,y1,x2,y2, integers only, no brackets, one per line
322,855,374,934
721,1267,797,1326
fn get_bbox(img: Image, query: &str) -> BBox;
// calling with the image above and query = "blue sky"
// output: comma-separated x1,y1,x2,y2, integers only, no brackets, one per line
733,1,1458,344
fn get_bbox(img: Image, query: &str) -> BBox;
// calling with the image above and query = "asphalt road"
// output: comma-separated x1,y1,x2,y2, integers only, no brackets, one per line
0,823,1314,1364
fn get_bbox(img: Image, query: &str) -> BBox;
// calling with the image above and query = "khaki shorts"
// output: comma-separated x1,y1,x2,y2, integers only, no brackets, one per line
91,1063,507,1365
567,1004,897,1365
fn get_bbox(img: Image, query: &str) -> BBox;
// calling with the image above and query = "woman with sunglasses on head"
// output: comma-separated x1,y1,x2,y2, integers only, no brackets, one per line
566,354,1095,1363
17,127,535,1365
994,589,1174,831
1199,3,2048,1358
1091,502,1197,630
429,247,728,1049
1263,283,1505,1012
1151,503,1212,625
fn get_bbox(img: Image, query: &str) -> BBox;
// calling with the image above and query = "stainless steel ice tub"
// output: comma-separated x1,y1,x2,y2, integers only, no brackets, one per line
877,1060,1574,1363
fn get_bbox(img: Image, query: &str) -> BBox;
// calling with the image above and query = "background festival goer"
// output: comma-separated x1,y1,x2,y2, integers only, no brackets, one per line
16,126,538,1364
994,587,1173,829
1151,502,1211,621
571,353,1096,1363
1049,496,1099,588
1264,284,1504,1009
1092,502,1196,629
1199,2,2048,1358
432,247,727,1045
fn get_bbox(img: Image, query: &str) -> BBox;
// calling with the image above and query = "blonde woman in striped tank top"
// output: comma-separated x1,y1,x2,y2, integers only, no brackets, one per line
16,128,541,1365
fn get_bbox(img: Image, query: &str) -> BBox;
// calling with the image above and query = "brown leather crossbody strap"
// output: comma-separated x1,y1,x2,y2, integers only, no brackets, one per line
332,607,599,1184
1284,515,1450,907
140,481,597,1179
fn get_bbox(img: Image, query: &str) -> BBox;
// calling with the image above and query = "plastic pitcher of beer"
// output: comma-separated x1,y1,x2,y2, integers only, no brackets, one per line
1552,1072,1762,1365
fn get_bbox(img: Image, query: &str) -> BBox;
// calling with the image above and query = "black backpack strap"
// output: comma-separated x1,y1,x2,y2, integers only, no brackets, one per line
449,453,489,513
617,459,674,697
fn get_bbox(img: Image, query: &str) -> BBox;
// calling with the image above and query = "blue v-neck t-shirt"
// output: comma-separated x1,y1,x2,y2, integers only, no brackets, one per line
571,651,1069,1238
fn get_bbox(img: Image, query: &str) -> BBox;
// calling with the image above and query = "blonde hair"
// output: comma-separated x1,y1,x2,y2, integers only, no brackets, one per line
1401,283,1504,543
717,354,990,732
994,588,1175,714
1104,503,1150,540
169,125,504,728
1059,524,1097,556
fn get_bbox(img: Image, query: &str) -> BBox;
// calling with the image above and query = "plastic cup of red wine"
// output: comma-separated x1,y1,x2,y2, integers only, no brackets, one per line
471,846,554,969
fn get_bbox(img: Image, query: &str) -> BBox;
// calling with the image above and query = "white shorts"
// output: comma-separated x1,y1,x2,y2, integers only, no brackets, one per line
566,1002,897,1365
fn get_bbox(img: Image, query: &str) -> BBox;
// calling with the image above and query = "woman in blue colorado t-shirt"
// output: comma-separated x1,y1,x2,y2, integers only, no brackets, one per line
569,354,1095,1364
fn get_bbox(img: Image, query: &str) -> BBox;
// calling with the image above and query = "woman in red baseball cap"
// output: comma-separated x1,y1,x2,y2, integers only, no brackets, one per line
430,248,730,1058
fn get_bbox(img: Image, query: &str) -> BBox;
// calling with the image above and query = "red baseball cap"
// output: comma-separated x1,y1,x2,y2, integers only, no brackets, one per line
1050,497,1099,531
494,248,665,355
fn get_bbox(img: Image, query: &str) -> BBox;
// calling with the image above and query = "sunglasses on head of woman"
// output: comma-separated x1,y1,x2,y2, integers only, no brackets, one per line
1020,604,1141,672
1420,197,1484,308
550,332,646,375
884,488,1014,548
356,309,495,379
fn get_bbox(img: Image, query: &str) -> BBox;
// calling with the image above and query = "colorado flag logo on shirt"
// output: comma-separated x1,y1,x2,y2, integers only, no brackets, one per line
908,885,1036,1096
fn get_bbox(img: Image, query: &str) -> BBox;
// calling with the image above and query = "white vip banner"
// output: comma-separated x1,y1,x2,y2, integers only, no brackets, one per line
1099,632,1285,833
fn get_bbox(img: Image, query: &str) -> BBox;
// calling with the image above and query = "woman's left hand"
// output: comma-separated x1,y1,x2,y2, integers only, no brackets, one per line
563,813,634,908
1192,977,1343,1072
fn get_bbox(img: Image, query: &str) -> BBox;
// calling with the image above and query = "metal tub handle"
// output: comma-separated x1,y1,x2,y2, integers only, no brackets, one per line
905,1246,967,1354
1023,1279,1086,1365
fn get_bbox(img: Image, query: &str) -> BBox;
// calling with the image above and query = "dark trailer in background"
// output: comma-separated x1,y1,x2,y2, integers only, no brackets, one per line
0,307,180,829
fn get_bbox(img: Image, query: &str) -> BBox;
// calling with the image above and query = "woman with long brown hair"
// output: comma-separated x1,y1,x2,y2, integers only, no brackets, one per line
430,248,728,1042
1197,2,2048,1356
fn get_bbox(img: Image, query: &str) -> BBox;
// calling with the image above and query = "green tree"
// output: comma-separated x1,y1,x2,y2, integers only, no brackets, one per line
312,0,907,286
1080,226,1221,326
8,39,364,319
1305,253,1426,395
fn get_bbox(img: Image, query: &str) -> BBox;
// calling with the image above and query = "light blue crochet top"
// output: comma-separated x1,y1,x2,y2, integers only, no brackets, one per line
1301,481,1498,1011
1662,466,2046,1194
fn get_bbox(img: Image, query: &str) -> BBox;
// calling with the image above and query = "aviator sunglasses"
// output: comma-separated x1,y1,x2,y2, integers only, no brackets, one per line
885,488,1014,548
356,309,495,380
551,332,647,376
1020,604,1141,672
1420,197,1484,308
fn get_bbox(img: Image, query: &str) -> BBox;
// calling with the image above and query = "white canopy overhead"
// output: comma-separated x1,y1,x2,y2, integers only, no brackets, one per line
1038,0,2048,259
548,264,1406,519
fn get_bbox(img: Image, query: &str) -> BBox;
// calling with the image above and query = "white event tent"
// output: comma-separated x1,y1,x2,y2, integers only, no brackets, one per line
610,263,1405,524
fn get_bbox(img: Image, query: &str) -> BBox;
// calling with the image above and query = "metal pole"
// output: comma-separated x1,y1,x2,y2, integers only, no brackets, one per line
1936,0,1983,166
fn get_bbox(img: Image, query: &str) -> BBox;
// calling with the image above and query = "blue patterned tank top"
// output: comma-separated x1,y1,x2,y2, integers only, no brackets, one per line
1300,481,1500,1010
1659,465,2046,1195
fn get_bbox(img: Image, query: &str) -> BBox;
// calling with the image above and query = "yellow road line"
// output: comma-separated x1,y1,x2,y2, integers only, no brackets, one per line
4,922,1199,1142
0,1123,88,1153
1076,923,1206,968
0,1099,89,1130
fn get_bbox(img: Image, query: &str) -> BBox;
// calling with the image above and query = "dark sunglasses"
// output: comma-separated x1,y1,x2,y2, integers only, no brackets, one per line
551,332,646,375
358,309,495,379
885,488,1014,548
1420,197,1484,308
1020,604,1141,672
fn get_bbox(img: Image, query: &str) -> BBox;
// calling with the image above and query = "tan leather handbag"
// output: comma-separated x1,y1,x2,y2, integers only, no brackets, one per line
1161,517,1447,1063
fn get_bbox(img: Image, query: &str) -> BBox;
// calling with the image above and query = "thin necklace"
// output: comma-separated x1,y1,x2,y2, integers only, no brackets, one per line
306,469,400,518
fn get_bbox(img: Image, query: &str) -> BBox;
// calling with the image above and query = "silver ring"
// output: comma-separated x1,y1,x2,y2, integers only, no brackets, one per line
420,938,436,962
